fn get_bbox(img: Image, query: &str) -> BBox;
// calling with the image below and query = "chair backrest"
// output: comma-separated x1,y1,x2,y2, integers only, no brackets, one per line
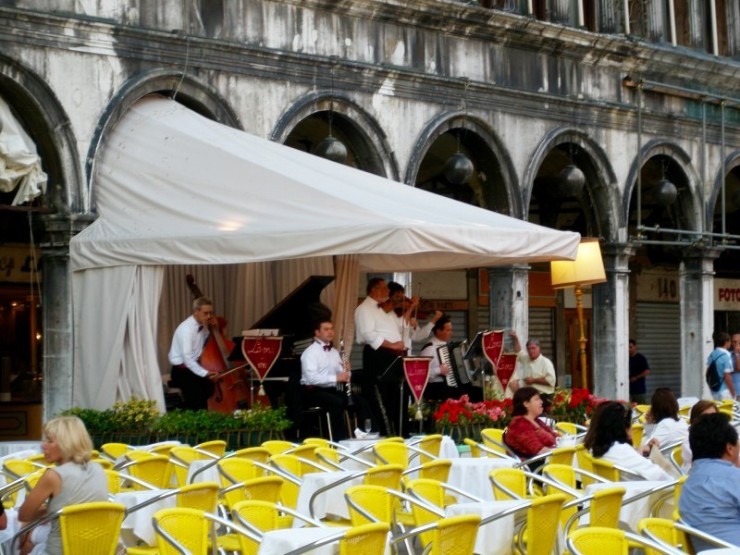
548,446,576,466
523,494,565,555
125,454,172,489
232,447,272,464
303,437,331,448
637,517,689,555
589,455,620,482
260,440,297,455
489,467,527,500
462,439,482,458
59,501,126,555
431,514,480,555
364,464,404,490
176,481,219,512
195,440,227,457
480,428,509,456
154,507,209,555
315,447,341,468
3,459,37,479
101,442,130,460
631,422,645,447
339,522,390,555
125,450,158,462
669,446,683,474
672,475,688,520
575,445,596,486
372,441,409,469
405,478,447,547
103,469,122,494
554,422,580,436
222,476,284,510
270,453,319,477
218,458,263,488
169,446,205,486
287,444,322,465
567,526,629,555
417,460,452,483
345,485,394,526
588,487,626,529
416,434,443,463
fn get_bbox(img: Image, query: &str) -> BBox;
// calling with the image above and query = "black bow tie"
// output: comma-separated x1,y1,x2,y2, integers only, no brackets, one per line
197,325,204,332
323,345,332,352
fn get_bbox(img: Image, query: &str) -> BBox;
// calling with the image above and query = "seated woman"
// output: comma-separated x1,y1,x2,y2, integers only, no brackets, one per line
641,388,689,453
584,401,672,481
18,416,109,555
504,386,558,463
680,399,718,471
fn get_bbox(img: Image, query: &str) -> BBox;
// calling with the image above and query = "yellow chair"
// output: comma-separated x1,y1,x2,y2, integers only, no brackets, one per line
340,522,390,555
631,422,644,448
194,440,227,457
555,422,585,436
101,442,131,460
566,526,682,555
364,464,404,490
489,467,527,500
220,475,284,511
548,445,576,466
589,454,620,481
514,493,565,555
119,454,172,490
563,486,626,536
414,434,443,463
3,458,40,480
392,514,481,555
575,445,596,486
218,458,265,487
286,443,324,466
463,438,482,458
260,440,297,455
152,507,210,555
315,447,343,469
302,437,332,447
372,441,409,469
638,516,738,554
169,446,211,486
345,484,395,526
231,446,272,464
480,428,514,457
412,459,452,483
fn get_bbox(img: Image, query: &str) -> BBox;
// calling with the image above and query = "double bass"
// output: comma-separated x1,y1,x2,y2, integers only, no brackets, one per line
185,274,249,413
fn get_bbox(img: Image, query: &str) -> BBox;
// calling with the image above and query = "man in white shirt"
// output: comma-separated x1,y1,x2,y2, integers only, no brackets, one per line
300,319,351,441
508,331,556,409
168,297,219,410
354,277,406,435
387,281,443,353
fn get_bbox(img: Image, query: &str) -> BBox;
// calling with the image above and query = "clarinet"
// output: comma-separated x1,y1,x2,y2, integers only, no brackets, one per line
339,338,354,406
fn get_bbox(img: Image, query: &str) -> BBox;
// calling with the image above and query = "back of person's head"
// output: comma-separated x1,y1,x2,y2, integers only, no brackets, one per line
432,315,450,334
689,412,738,461
713,331,730,348
44,415,94,465
650,388,679,423
583,401,632,458
387,281,404,296
511,386,540,417
689,400,717,425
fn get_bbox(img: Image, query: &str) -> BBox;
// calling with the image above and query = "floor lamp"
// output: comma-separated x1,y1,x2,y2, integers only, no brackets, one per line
550,238,607,390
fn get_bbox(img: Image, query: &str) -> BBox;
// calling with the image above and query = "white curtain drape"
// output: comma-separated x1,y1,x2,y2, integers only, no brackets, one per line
274,257,335,310
332,255,360,356
73,265,166,411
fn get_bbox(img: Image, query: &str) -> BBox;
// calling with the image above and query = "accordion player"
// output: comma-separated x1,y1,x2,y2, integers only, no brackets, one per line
419,316,472,401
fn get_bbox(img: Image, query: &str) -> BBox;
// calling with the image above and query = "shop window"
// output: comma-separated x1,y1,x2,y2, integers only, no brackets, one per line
627,0,647,37
706,0,730,56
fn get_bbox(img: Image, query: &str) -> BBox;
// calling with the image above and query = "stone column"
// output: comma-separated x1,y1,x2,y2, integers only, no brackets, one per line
488,265,529,345
598,0,620,33
40,213,94,420
592,243,635,400
549,0,570,24
645,0,666,42
680,247,721,398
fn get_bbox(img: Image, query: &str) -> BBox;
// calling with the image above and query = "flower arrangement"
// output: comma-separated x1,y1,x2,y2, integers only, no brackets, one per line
548,387,606,425
432,394,513,438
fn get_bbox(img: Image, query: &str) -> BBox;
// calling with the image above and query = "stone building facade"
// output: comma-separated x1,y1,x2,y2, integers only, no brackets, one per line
0,0,738,420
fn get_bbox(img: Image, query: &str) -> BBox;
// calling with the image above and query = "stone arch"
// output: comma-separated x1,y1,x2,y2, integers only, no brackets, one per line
708,149,740,226
406,111,520,217
272,92,399,180
87,70,241,212
0,56,82,213
523,127,619,241
622,139,702,233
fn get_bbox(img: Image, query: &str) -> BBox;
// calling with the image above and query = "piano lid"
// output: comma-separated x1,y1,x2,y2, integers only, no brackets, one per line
250,275,334,342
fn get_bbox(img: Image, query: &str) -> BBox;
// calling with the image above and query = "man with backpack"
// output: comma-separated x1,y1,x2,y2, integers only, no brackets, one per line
707,331,735,401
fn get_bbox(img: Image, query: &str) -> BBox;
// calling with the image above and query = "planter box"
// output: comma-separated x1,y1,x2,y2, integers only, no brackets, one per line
90,429,285,450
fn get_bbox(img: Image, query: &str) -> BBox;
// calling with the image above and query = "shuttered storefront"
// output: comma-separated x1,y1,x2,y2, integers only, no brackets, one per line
635,302,681,395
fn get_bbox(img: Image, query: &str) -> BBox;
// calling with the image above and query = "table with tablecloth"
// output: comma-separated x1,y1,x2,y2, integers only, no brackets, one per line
337,436,458,470
583,480,673,530
113,489,177,546
294,470,364,525
446,457,518,501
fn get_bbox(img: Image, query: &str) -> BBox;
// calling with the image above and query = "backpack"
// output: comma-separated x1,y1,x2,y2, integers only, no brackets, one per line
706,356,722,392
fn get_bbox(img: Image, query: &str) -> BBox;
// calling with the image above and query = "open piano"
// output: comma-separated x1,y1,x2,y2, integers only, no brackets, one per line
231,275,334,438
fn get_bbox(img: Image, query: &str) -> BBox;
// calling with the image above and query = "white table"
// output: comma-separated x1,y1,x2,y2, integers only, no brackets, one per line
698,550,740,554
113,489,176,546
584,480,671,531
337,436,458,470
446,500,525,555
257,526,347,555
295,470,363,525
186,459,220,484
446,457,517,501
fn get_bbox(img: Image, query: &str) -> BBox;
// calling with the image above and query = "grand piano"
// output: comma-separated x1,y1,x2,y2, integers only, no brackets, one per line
230,275,334,438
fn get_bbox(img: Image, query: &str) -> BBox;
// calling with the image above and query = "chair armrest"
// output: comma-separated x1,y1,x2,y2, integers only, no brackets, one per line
308,471,365,520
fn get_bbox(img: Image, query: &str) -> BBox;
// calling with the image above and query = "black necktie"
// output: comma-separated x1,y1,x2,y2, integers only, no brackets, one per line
323,345,332,352
197,325,204,332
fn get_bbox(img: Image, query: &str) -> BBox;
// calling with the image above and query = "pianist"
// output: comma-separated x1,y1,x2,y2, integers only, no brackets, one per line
419,316,460,401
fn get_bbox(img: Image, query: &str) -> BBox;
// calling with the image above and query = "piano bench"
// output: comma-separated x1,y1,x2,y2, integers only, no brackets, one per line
301,406,334,442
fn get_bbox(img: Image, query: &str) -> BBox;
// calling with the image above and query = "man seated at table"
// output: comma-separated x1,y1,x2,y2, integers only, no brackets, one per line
679,412,740,550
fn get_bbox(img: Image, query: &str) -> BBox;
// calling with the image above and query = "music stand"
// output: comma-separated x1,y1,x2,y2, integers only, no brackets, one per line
464,331,484,360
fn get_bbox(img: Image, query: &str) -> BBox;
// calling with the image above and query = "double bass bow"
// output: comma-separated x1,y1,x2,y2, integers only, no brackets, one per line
185,274,249,413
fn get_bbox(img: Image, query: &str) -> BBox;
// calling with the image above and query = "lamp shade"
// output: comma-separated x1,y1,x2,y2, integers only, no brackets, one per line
550,238,606,289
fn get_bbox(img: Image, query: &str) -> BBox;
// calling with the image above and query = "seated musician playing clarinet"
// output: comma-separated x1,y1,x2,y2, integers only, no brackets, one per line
419,316,461,402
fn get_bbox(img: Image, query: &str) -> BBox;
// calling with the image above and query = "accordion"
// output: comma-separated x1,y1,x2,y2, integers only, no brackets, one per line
436,340,472,388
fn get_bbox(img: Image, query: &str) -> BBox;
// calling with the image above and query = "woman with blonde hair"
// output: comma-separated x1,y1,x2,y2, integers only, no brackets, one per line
18,416,108,555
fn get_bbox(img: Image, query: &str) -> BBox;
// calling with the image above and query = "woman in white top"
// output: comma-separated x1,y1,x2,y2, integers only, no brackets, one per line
641,388,689,453
584,401,672,481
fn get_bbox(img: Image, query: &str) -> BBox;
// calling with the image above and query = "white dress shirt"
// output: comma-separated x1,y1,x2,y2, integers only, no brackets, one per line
394,313,434,352
419,336,447,383
168,315,210,377
512,352,556,395
355,297,402,349
300,340,343,386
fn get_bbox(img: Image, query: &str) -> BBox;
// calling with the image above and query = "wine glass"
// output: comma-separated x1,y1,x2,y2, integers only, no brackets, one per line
364,418,373,434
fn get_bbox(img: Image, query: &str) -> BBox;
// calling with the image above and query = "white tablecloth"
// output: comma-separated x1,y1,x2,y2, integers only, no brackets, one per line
295,470,363,525
698,550,740,554
446,457,517,501
584,480,670,531
113,489,176,546
446,500,524,555
0,442,41,459
258,526,346,555
186,459,220,484
337,436,458,470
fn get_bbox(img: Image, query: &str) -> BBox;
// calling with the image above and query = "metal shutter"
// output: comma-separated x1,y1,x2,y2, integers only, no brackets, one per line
635,302,681,395
529,307,555,361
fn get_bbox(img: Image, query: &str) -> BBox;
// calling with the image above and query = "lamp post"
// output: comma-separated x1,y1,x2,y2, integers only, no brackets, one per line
550,238,607,390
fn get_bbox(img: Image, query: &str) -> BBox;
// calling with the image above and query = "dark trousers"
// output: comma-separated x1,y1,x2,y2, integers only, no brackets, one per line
301,385,350,441
359,345,408,437
171,366,214,410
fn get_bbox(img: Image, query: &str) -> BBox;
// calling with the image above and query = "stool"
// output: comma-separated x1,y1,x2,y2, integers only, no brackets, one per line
302,406,334,442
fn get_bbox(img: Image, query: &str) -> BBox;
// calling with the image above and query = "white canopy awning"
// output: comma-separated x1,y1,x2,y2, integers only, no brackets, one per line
69,96,579,411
